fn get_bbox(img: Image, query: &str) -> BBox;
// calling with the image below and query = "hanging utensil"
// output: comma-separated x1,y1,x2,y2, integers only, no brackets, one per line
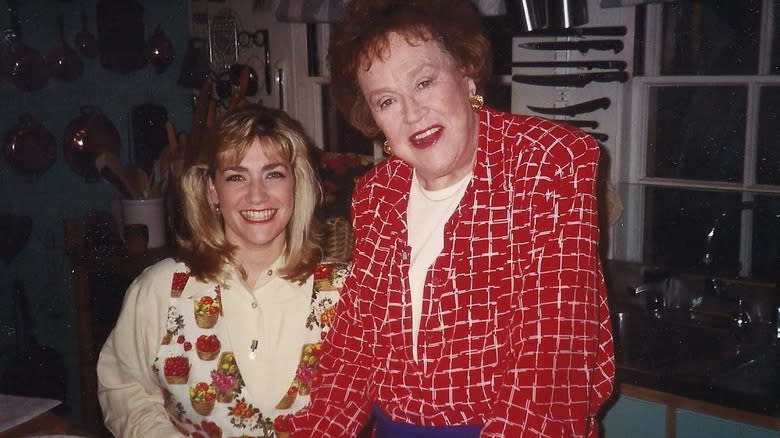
4,0,48,91
49,13,84,82
3,113,56,178
63,105,121,181
74,7,97,59
177,37,210,88
215,63,259,106
146,26,175,74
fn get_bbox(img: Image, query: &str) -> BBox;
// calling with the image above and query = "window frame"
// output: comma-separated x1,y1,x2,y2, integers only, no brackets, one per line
617,0,780,279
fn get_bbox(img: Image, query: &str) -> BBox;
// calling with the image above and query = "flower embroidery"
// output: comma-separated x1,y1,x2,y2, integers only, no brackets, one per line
162,306,185,344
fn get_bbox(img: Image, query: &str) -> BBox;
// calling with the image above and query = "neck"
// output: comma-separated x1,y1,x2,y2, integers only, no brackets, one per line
416,149,477,191
235,241,285,287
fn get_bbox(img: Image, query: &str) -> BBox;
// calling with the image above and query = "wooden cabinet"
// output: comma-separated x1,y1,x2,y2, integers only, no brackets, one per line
675,409,779,438
64,213,171,435
603,393,666,438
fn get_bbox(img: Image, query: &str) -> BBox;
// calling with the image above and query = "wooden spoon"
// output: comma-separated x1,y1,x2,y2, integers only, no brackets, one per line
95,151,141,199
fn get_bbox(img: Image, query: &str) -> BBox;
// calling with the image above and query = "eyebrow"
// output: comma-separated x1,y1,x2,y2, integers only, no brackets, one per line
221,162,287,172
365,62,434,99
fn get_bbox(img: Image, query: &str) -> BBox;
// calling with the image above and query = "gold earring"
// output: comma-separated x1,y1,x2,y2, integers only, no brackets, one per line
469,93,484,111
383,140,392,155
214,204,221,214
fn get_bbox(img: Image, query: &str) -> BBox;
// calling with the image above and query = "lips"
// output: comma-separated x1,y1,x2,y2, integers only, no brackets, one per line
409,126,442,149
240,209,276,222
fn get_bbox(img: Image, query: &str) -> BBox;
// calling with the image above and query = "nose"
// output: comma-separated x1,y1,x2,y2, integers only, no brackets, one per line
247,178,269,203
402,95,428,124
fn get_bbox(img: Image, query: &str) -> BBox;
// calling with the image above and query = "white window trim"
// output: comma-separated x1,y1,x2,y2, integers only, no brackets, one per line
617,0,779,276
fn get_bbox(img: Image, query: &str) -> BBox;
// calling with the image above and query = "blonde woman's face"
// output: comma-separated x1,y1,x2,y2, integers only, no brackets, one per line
208,140,294,259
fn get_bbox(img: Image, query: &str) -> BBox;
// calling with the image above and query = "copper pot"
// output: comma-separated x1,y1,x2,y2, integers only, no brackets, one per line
146,27,175,74
49,13,84,82
63,106,120,180
3,0,48,91
3,113,56,176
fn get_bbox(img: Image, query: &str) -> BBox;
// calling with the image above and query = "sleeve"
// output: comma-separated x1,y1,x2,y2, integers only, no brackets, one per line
481,133,615,437
277,183,375,437
96,263,186,438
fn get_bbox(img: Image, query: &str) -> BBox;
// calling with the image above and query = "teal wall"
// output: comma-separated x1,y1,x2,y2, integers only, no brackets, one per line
0,0,191,425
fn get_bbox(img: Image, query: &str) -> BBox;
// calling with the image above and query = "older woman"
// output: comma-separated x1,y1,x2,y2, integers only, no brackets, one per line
278,0,615,437
97,105,347,437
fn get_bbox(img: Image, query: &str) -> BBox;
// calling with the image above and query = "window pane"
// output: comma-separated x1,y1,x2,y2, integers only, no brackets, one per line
644,187,741,278
757,87,780,185
752,195,780,282
647,86,746,182
661,0,761,75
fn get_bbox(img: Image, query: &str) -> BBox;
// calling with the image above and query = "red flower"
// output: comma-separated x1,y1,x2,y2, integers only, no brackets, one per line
314,264,331,280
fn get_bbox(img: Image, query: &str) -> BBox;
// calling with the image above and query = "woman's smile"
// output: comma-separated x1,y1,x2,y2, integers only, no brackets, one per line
409,125,443,149
240,208,277,222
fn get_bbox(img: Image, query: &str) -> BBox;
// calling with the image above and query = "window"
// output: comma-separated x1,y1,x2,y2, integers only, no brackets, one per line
616,0,780,283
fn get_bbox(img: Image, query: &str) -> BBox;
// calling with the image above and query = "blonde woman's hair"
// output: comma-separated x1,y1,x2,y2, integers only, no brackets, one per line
176,105,322,284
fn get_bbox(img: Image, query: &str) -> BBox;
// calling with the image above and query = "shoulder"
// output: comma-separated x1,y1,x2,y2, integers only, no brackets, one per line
129,257,190,299
480,107,600,178
353,156,412,200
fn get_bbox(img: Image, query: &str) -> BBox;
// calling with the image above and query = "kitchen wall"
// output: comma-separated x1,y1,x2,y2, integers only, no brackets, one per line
0,0,192,424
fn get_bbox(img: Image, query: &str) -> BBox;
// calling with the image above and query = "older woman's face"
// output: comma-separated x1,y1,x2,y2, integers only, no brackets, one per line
358,32,479,190
208,140,294,259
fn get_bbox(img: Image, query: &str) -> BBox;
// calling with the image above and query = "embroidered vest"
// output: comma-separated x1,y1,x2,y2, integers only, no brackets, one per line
153,262,348,437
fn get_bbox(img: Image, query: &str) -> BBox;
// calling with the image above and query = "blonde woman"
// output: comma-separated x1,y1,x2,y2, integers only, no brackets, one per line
98,105,347,437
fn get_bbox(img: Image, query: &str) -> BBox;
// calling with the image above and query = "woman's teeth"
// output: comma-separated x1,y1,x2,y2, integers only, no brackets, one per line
241,209,275,221
412,127,440,142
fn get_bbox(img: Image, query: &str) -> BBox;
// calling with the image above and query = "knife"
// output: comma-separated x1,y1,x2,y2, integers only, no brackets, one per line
584,132,609,142
512,71,629,87
518,25,627,37
559,120,599,130
512,60,627,70
518,39,623,54
261,30,271,95
527,97,611,117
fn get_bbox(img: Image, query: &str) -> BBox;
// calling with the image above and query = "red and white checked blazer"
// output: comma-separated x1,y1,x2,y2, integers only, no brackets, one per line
285,107,615,437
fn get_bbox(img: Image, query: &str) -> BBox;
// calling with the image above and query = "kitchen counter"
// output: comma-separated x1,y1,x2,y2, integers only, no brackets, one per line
613,308,779,429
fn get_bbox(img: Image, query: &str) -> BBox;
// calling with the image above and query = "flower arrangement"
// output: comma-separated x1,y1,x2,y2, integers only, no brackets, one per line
315,151,374,219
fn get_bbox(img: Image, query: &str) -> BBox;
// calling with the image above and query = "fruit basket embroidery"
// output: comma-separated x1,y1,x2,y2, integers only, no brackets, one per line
194,289,222,328
189,381,217,415
196,334,221,361
163,355,190,384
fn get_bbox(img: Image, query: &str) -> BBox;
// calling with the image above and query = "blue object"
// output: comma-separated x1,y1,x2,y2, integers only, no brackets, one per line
372,404,482,438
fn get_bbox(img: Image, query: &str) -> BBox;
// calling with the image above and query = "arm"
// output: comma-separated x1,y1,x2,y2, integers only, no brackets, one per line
482,134,615,437
97,264,185,438
280,182,377,436
281,266,373,436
